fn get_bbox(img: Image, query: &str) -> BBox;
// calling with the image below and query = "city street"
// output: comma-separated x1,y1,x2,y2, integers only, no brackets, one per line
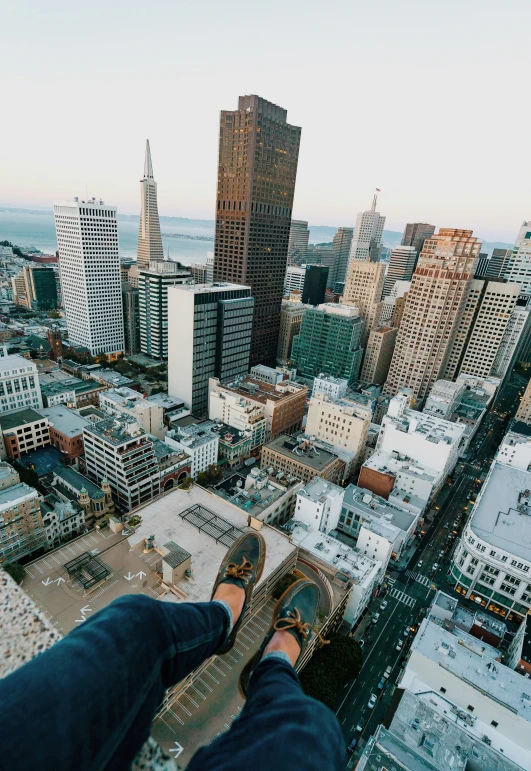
338,372,527,766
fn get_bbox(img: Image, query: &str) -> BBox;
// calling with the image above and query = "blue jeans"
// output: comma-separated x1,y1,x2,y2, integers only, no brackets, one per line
0,594,344,771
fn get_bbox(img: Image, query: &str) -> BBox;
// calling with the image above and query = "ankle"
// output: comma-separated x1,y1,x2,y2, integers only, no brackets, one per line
213,583,245,626
263,630,301,667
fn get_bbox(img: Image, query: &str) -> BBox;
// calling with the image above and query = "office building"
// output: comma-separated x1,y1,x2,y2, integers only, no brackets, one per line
189,261,213,284
284,265,306,294
347,193,385,269
0,408,50,460
139,261,191,360
167,283,254,416
359,449,439,516
214,466,302,525
492,305,531,378
361,326,398,385
291,303,364,385
516,378,531,424
288,220,310,258
312,374,349,400
137,140,163,269
213,95,301,366
122,281,140,355
329,227,354,290
165,421,219,479
14,266,58,311
11,273,27,307
401,222,435,253
342,259,386,345
0,348,43,414
99,386,166,439
292,477,345,534
384,229,482,402
301,264,329,305
54,198,124,357
381,245,417,298
208,375,306,441
0,481,44,565
450,431,531,623
502,219,531,294
249,364,285,385
261,434,346,485
37,405,91,459
208,382,266,450
475,252,489,277
277,302,306,363
487,247,512,279
305,392,372,465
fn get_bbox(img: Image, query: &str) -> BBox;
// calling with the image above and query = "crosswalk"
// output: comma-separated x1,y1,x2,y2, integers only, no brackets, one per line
389,587,416,608
406,570,431,587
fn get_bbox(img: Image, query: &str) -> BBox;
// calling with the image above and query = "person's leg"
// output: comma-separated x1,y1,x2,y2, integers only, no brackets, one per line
187,653,344,771
0,593,231,771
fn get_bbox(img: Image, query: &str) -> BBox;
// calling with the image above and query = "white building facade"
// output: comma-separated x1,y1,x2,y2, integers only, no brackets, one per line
165,422,219,479
292,477,345,534
0,348,42,414
208,380,266,450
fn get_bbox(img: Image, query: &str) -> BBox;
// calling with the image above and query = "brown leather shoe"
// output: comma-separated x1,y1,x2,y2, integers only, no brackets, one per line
210,531,266,654
238,578,327,698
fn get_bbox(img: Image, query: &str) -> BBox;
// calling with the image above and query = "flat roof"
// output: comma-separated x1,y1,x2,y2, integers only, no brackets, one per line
167,421,218,449
0,482,39,510
0,352,37,370
52,465,105,500
171,282,251,294
84,417,146,446
343,483,416,533
363,450,439,483
37,406,90,438
263,435,341,471
220,376,306,406
298,477,344,504
0,408,46,431
470,462,531,560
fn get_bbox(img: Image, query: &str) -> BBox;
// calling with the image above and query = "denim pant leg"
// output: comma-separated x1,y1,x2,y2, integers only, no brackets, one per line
188,655,345,771
0,594,230,771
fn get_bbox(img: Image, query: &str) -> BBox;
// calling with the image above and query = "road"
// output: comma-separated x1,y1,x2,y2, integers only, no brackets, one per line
338,371,528,765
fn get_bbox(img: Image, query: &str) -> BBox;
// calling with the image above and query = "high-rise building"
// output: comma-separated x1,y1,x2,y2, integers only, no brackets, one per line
284,265,306,294
288,220,310,258
122,282,140,355
491,305,531,378
384,229,482,402
516,378,531,424
474,252,490,278
329,227,354,291
401,222,435,253
301,264,329,305
21,266,58,311
305,393,372,462
277,301,306,364
167,283,254,415
502,219,531,294
488,247,512,279
348,193,385,266
381,245,417,298
54,198,124,357
213,95,301,367
137,140,163,269
342,260,386,345
0,478,45,566
291,303,364,385
361,326,398,385
139,261,191,360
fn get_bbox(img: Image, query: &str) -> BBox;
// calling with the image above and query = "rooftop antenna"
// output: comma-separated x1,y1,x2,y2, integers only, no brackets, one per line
371,188,381,212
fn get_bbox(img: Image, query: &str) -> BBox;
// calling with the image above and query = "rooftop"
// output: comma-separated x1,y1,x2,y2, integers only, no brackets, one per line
146,393,185,410
0,351,37,371
52,465,105,500
0,408,46,431
171,282,251,295
0,482,39,510
37,406,90,438
166,421,218,450
90,369,135,387
298,477,344,505
218,376,307,406
314,302,361,318
469,461,531,561
40,376,102,398
214,469,300,519
84,417,148,446
343,484,416,534
362,450,439,484
17,446,64,476
264,435,342,472
386,396,466,445
359,724,435,771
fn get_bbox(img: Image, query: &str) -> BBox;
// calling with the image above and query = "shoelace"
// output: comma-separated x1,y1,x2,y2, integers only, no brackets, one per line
274,607,330,645
225,557,253,584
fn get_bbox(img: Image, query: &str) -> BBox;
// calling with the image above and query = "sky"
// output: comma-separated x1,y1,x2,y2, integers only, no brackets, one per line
1,0,530,241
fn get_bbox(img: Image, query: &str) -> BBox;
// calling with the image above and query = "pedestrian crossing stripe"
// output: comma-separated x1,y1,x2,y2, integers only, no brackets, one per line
406,570,431,587
387,577,396,585
389,587,416,608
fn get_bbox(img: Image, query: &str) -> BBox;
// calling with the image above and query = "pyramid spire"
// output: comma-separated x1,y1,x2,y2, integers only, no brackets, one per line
144,139,154,179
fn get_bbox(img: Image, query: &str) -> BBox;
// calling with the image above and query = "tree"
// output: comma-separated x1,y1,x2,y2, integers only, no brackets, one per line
9,460,45,494
48,309,61,319
300,633,363,709
178,476,194,490
3,562,26,584
196,464,223,487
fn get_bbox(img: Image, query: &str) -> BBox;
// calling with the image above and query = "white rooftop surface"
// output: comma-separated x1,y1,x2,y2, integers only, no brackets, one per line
386,408,466,444
166,421,218,449
412,618,531,719
343,484,416,533
38,406,90,437
315,302,360,318
0,352,36,371
298,477,344,504
470,461,531,560
0,482,39,510
147,393,184,408
171,282,251,295
290,522,380,585
128,486,296,604
363,450,439,483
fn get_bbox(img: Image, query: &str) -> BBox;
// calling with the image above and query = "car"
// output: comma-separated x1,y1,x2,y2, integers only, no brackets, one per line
347,738,358,753
432,562,439,572
417,561,423,569
396,640,403,651
384,665,392,678
444,523,449,529
372,613,380,624
380,600,388,611
439,550,444,558
453,520,459,527
355,722,364,733
403,626,410,636
368,693,377,709
377,677,386,690
429,541,435,547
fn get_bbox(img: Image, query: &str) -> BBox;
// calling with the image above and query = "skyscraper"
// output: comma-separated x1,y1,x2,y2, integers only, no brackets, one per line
384,229,482,402
54,198,124,357
329,227,354,291
122,282,140,355
348,193,385,266
401,222,436,253
167,283,255,415
502,219,531,294
139,261,191,360
301,265,329,306
137,140,163,269
288,220,310,259
381,245,418,298
342,260,386,345
213,95,301,367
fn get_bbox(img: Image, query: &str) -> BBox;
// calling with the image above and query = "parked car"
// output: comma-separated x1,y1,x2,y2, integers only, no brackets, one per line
432,562,439,572
377,677,386,690
355,722,364,733
403,626,410,636
396,640,403,651
380,600,388,611
444,523,449,529
417,560,423,569
368,693,377,709
384,665,392,678
372,613,380,624
439,550,444,558
359,639,365,649
347,738,358,753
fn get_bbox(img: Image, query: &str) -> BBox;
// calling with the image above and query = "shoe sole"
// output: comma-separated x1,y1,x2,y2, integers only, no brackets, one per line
215,532,266,655
238,578,317,699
